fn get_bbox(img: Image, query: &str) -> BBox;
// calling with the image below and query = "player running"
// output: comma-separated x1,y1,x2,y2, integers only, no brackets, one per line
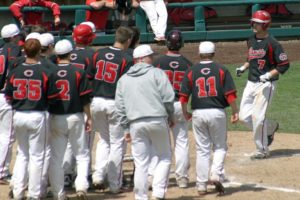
236,10,290,159
87,26,133,193
5,38,58,200
0,24,22,185
48,39,93,200
180,41,238,195
153,30,192,188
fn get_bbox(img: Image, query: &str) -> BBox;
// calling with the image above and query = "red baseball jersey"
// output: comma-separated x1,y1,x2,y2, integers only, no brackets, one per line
180,61,236,109
153,53,192,101
10,0,61,25
87,46,133,99
5,62,58,111
48,63,93,115
86,0,109,30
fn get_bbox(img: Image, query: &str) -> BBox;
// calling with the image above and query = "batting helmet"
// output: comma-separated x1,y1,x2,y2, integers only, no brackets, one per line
166,30,184,51
73,24,96,45
251,10,271,30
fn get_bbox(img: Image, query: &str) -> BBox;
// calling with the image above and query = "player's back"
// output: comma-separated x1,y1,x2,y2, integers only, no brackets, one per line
154,53,192,100
183,61,235,110
88,46,133,99
5,62,55,111
48,63,92,115
69,46,95,71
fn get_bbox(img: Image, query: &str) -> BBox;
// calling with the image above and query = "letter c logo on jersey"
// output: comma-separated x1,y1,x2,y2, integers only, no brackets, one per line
105,53,115,60
57,70,67,78
201,68,211,75
24,70,33,77
70,53,77,61
169,61,179,69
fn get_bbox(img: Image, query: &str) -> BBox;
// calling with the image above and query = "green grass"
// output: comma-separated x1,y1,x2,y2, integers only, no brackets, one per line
225,61,300,133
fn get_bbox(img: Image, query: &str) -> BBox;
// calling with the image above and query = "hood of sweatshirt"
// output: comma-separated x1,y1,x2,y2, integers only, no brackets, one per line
126,62,153,77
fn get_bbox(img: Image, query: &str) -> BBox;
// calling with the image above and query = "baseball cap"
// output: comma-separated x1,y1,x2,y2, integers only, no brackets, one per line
81,21,96,33
133,44,154,59
1,24,20,39
199,41,215,54
25,32,41,41
55,39,73,55
39,33,54,47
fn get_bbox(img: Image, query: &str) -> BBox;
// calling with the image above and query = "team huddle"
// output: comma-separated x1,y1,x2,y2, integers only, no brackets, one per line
0,9,290,200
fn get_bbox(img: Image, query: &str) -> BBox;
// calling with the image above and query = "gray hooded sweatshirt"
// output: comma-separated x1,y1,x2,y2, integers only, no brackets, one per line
115,62,175,132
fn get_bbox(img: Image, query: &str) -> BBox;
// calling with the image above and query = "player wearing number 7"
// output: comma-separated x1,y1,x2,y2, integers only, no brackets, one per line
86,26,134,193
180,41,238,195
152,30,192,188
236,10,290,159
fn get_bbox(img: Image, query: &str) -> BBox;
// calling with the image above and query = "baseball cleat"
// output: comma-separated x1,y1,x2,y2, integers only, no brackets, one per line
208,180,225,195
0,174,12,185
268,122,279,146
76,191,88,200
176,177,189,188
93,181,106,191
250,152,270,160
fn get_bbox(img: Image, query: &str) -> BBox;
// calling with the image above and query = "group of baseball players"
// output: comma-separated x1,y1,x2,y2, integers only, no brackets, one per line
0,9,290,200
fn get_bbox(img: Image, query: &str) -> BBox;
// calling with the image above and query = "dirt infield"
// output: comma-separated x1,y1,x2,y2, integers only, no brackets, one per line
1,131,300,200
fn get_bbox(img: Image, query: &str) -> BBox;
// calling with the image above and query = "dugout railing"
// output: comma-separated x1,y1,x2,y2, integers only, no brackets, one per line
0,0,300,45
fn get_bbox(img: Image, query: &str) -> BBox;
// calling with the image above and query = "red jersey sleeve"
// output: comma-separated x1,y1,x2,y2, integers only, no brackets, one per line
38,1,61,17
10,0,27,20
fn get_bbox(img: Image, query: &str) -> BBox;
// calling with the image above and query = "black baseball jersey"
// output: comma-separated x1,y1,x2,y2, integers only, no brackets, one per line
69,47,95,71
9,56,57,72
247,34,290,82
87,46,133,99
5,62,58,111
48,63,93,115
0,42,22,91
153,53,192,101
180,61,236,110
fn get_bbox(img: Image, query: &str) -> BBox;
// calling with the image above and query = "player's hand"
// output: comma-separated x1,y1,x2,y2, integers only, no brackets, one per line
85,118,92,133
236,66,246,77
19,19,25,27
183,111,192,121
259,72,271,83
105,0,116,9
91,1,105,9
124,133,131,143
131,0,140,8
231,112,239,123
168,116,175,128
54,16,60,26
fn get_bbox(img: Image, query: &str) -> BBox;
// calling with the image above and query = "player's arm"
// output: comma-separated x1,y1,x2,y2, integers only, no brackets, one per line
84,104,92,133
179,68,192,121
4,71,15,104
87,0,106,9
39,1,61,26
115,78,131,139
236,62,249,77
9,0,27,26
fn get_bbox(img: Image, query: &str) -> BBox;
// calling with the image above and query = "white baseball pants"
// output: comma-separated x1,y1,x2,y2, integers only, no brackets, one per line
239,81,276,154
91,97,125,191
139,0,168,38
130,117,172,200
49,113,90,200
11,111,48,199
0,94,14,179
192,109,227,189
148,102,189,179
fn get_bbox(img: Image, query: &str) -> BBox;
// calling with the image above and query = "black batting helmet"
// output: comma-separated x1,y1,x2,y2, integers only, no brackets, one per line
166,30,184,51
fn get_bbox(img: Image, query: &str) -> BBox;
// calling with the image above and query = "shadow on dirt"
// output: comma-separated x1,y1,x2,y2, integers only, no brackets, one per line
269,149,300,159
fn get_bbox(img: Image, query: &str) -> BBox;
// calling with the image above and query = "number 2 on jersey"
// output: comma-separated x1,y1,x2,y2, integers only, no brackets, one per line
196,76,217,97
56,80,70,100
95,60,119,83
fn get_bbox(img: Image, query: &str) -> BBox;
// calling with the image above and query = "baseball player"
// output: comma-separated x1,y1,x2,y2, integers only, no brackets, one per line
139,0,168,42
126,26,140,56
0,24,22,185
236,10,290,159
39,33,57,63
62,23,96,187
48,39,93,200
10,0,61,27
180,41,239,195
5,38,58,200
115,44,174,200
152,30,192,188
86,26,133,193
